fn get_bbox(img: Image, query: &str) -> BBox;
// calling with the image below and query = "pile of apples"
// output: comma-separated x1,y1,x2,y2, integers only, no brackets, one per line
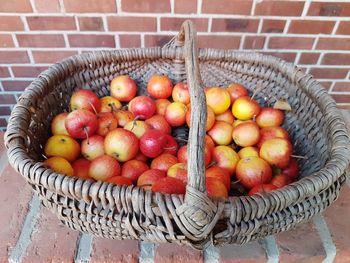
44,74,299,198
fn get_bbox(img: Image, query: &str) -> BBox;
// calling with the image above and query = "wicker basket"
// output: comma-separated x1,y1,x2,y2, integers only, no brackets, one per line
5,21,350,249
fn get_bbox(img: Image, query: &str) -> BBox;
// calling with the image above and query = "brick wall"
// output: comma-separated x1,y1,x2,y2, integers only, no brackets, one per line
0,0,349,130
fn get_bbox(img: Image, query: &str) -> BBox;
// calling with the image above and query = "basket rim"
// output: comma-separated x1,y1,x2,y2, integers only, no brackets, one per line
4,47,350,219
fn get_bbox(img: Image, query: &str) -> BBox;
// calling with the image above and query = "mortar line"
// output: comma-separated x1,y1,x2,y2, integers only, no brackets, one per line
264,236,279,263
139,242,155,263
8,194,41,263
203,244,220,263
75,233,93,263
313,214,336,263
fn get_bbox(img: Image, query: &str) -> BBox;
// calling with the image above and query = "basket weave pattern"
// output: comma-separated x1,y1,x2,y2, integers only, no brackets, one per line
5,21,350,249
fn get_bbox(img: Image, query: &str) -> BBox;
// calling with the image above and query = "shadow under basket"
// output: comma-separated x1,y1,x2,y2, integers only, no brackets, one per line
4,21,350,249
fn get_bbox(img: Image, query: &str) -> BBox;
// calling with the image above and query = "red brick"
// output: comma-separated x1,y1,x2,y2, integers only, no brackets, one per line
2,80,32,91
0,118,7,128
333,82,350,92
27,16,76,30
202,0,252,15
269,37,314,50
261,19,286,33
331,94,350,104
108,16,157,32
32,51,78,63
119,35,141,48
11,66,47,77
155,243,202,263
79,17,104,31
322,53,350,65
0,51,30,64
0,16,24,31
198,35,241,49
338,104,350,110
319,81,333,90
91,238,139,262
144,35,174,47
0,67,10,78
24,207,79,262
277,221,326,262
0,95,16,104
307,2,350,16
244,36,265,49
337,21,350,35
64,0,117,13
0,164,33,262
219,242,266,263
262,52,297,63
323,185,350,263
17,34,66,48
34,0,61,12
68,34,115,48
212,19,259,33
299,52,320,65
317,38,350,50
121,0,170,13
288,20,335,34
310,68,348,79
174,0,197,14
0,106,11,116
0,0,32,12
161,17,208,32
0,34,14,48
255,1,304,16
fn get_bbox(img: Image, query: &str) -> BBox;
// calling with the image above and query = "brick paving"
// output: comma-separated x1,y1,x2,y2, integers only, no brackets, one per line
0,110,349,262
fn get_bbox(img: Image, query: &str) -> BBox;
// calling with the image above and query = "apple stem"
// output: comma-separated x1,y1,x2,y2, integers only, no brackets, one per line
231,179,241,184
163,146,176,150
291,154,307,159
207,160,217,168
83,127,90,144
88,101,98,115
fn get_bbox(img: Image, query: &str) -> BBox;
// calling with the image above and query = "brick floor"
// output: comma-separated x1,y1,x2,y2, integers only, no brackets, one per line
0,109,350,262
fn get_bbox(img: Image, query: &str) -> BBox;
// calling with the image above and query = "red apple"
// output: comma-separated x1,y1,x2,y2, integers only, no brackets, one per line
205,135,215,153
110,75,137,102
114,110,134,127
260,138,292,169
282,159,299,181
257,126,290,148
100,96,122,113
236,157,272,189
207,121,233,146
106,176,133,186
155,99,171,116
151,153,178,172
172,82,190,104
238,146,259,159
248,184,277,196
51,112,69,135
145,115,171,134
232,122,260,147
88,154,121,181
97,112,118,137
72,158,91,179
140,129,166,158
147,75,173,99
163,135,179,155
124,120,151,138
226,83,248,102
167,163,187,183
104,128,139,162
134,152,148,163
206,177,228,198
164,102,188,127
205,87,231,114
256,108,284,128
206,166,231,192
65,109,98,139
212,146,240,175
121,159,149,183
152,177,186,195
177,144,212,167
215,110,235,125
70,89,101,113
128,96,156,120
81,135,105,160
271,173,289,188
137,169,166,191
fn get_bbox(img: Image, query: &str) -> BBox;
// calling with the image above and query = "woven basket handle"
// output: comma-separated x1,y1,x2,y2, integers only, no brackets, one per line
176,21,207,194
